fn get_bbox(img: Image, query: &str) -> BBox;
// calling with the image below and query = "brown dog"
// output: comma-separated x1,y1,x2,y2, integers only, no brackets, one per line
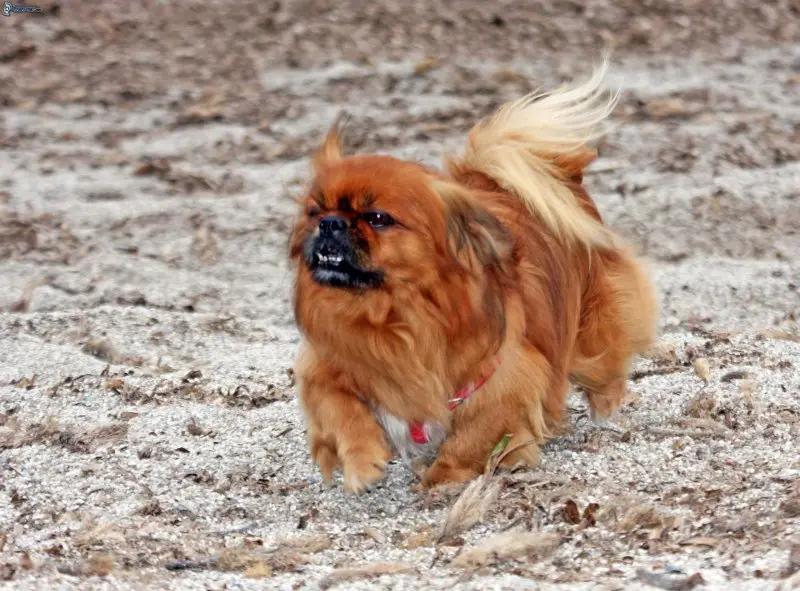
288,63,658,493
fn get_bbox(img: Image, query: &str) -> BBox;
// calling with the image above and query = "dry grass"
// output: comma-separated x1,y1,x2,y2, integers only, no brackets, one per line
319,562,417,589
0,417,128,453
452,531,560,569
436,476,502,543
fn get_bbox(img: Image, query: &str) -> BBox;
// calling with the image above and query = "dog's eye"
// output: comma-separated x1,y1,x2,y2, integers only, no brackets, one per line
307,206,320,218
361,211,395,229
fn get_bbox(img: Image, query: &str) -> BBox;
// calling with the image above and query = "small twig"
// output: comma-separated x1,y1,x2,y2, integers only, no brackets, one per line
498,515,526,533
630,366,684,381
636,568,705,590
645,427,724,439
590,419,625,434
165,557,217,571
584,163,625,175
275,426,292,438
47,280,93,296
720,370,750,383
486,438,538,476
49,374,97,397
509,479,553,490
215,522,259,537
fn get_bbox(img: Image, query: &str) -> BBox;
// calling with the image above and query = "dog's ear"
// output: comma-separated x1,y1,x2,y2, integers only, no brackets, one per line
312,114,349,174
433,179,513,341
432,179,514,273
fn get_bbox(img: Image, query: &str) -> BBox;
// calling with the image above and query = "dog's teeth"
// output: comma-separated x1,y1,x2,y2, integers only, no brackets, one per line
317,253,342,265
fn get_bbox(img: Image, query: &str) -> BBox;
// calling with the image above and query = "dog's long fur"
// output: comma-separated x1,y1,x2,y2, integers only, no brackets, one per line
449,62,619,249
289,63,659,492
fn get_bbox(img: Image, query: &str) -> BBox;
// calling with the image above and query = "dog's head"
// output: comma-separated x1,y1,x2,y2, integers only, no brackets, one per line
289,121,513,299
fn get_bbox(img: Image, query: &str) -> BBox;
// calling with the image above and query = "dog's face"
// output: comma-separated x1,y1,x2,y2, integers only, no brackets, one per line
300,193,386,291
291,154,443,291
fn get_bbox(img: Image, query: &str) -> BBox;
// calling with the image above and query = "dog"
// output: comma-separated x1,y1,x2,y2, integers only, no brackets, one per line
288,62,658,493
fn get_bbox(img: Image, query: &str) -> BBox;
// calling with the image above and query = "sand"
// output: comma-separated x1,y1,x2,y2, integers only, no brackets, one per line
0,1,798,589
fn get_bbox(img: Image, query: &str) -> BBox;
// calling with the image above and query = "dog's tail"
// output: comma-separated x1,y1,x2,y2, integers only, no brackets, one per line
446,60,619,249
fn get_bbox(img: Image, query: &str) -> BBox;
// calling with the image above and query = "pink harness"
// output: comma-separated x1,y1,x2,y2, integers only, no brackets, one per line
408,357,501,444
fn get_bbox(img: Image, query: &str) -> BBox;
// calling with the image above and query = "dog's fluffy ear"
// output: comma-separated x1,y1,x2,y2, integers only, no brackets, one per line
312,114,349,173
432,179,514,273
433,179,513,341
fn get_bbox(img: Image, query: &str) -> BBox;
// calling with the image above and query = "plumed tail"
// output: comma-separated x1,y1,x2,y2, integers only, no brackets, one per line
446,60,619,249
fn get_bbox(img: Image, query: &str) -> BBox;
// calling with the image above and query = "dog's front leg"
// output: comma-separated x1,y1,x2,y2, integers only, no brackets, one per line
299,371,392,494
419,406,512,488
420,353,554,488
420,406,545,488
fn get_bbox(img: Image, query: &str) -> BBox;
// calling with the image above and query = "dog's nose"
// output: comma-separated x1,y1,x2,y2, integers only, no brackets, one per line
318,216,347,236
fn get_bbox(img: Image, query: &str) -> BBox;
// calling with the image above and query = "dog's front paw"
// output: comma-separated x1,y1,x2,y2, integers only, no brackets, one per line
310,434,340,486
340,439,392,494
310,429,392,494
420,460,478,489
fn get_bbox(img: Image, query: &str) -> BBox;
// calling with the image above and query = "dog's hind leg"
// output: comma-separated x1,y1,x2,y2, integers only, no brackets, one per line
571,253,658,420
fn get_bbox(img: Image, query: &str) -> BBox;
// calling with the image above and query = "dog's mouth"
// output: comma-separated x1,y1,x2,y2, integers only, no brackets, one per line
306,240,384,289
315,250,345,268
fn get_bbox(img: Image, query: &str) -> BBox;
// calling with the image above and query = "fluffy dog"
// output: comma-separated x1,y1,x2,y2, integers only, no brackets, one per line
288,63,658,493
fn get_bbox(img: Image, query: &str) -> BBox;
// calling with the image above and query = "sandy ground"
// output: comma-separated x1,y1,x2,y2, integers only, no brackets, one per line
1,1,799,589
